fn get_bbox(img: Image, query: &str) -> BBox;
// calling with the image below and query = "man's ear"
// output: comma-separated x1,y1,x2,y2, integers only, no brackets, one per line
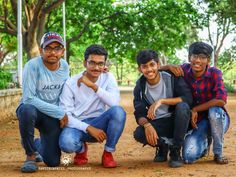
208,58,211,65
157,61,161,68
61,48,65,56
83,60,87,67
39,47,43,55
138,66,143,73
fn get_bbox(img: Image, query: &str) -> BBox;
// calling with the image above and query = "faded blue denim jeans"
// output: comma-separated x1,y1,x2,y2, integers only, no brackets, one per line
183,107,230,163
59,106,126,153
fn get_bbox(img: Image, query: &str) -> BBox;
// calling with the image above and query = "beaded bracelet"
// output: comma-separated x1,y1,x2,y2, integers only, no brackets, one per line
144,123,152,129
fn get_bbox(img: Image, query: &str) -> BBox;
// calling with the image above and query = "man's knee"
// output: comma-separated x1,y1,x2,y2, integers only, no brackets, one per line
183,128,208,163
133,126,146,144
110,106,126,123
17,104,37,124
44,156,61,167
182,137,198,163
176,102,190,113
59,135,81,153
175,102,191,121
208,107,223,120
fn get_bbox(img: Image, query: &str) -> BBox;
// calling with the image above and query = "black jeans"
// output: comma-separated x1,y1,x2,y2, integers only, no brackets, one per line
133,102,191,147
16,103,61,167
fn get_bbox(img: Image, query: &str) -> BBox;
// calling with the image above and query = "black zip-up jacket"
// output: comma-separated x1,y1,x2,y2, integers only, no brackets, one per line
133,71,193,124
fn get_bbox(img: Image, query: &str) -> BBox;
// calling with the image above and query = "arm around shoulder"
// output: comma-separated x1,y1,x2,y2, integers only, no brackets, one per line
174,76,193,107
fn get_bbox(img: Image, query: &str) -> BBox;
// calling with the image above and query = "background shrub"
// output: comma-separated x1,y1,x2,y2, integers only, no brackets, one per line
0,69,12,89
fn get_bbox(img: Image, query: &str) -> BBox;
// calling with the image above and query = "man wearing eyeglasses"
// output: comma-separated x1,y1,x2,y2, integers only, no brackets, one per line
16,32,69,173
161,41,230,165
59,44,126,168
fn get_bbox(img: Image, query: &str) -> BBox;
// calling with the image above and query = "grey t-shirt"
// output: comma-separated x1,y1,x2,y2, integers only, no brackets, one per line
146,74,172,119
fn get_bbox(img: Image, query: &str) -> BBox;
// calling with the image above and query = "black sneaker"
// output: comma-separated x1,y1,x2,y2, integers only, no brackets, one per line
169,146,183,168
154,143,168,162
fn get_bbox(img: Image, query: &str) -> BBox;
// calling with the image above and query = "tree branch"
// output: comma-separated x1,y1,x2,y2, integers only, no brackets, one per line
28,1,46,37
215,27,219,49
67,11,128,44
24,2,33,28
0,17,16,31
94,11,128,23
42,0,64,15
0,27,16,35
67,21,91,43
10,0,17,21
207,24,213,45
0,50,10,65
207,16,214,46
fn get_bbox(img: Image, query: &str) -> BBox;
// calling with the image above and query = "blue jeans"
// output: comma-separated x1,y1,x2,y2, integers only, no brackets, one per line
16,104,61,167
59,106,126,153
183,107,230,163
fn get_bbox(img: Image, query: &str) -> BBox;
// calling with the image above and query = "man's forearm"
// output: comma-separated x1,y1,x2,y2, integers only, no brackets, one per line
159,65,171,71
160,97,182,105
193,99,225,112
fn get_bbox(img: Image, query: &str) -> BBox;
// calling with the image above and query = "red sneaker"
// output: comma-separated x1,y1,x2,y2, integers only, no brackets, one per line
102,150,117,168
74,143,88,166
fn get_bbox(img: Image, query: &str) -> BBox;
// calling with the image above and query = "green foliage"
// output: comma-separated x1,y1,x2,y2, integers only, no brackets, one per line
218,46,236,73
0,34,17,65
167,56,182,65
228,0,236,23
0,0,200,83
0,69,12,89
46,0,199,68
195,0,236,66
219,46,236,93
224,82,236,93
223,65,236,86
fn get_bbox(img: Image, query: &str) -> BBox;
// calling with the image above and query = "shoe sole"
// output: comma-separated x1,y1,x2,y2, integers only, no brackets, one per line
169,161,183,168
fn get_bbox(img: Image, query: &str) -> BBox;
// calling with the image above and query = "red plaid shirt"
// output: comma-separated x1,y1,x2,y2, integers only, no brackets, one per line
181,63,228,122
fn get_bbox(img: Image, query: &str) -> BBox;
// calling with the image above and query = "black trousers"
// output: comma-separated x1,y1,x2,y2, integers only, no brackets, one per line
133,102,191,147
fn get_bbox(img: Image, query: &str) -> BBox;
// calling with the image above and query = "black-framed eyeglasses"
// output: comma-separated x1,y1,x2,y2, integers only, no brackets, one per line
87,60,105,68
190,54,209,61
43,46,64,53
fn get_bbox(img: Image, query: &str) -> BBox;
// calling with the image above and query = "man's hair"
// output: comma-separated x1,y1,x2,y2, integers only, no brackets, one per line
84,44,108,61
136,49,159,66
188,42,213,57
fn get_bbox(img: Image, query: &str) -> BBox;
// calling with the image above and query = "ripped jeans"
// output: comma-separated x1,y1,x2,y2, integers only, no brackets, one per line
183,107,230,163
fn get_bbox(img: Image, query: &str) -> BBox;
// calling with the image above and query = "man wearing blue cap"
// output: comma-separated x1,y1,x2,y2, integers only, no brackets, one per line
16,32,69,172
162,41,230,164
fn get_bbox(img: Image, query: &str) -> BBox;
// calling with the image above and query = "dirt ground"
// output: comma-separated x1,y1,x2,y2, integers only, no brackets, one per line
0,92,235,177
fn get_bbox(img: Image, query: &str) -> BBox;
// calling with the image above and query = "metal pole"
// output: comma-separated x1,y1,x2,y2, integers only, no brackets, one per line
17,0,23,87
212,46,215,67
62,2,67,60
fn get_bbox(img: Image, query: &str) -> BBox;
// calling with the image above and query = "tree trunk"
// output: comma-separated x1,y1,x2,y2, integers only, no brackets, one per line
115,63,121,85
66,41,70,65
24,31,40,59
120,63,123,83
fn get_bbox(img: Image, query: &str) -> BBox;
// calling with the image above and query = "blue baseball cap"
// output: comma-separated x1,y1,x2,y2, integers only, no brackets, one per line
40,32,64,48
